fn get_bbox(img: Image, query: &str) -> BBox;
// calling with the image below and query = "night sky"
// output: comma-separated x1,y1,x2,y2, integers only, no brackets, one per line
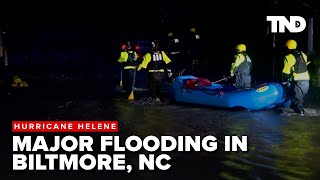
1,2,320,180
2,0,320,80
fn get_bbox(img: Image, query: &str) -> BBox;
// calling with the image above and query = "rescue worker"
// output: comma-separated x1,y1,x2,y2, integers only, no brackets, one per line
166,32,182,72
137,40,172,102
117,41,138,94
282,39,310,115
230,44,252,88
183,27,202,75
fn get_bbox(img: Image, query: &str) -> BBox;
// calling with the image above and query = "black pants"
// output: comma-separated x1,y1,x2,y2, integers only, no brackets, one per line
291,81,309,111
188,50,202,76
148,72,165,99
235,74,251,88
123,69,135,94
191,59,201,76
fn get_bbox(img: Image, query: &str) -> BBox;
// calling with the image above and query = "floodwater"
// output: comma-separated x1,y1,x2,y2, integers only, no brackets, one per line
1,75,320,180
112,94,320,179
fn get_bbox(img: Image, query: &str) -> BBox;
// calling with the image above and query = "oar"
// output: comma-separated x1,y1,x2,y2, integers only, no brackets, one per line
119,68,123,87
128,69,137,100
211,76,231,84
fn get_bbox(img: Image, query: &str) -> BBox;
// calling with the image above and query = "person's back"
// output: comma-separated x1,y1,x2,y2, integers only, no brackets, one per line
167,32,181,55
282,39,310,115
117,41,138,94
166,32,182,72
230,44,252,88
183,27,202,75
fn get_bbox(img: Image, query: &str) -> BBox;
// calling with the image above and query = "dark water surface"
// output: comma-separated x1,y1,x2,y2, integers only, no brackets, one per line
1,75,320,180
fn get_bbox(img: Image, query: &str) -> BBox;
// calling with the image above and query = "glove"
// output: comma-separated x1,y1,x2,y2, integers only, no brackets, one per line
282,82,290,87
230,73,234,77
167,69,172,78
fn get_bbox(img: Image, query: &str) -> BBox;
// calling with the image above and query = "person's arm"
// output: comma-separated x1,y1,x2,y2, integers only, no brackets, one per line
282,55,295,82
302,52,311,65
133,52,139,68
230,62,236,75
134,52,138,60
161,51,172,64
162,51,173,77
137,53,151,71
117,52,127,63
230,54,244,76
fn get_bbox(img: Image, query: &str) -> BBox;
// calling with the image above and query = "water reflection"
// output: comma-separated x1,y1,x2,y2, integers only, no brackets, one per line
113,98,320,179
273,116,320,179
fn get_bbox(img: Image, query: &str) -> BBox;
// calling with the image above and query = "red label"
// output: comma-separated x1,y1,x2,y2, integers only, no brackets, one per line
12,121,118,132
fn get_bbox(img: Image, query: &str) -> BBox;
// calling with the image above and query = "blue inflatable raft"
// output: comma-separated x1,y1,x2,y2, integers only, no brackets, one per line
168,75,290,111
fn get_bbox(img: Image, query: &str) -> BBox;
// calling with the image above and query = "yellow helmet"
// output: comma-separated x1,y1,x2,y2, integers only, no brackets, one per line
286,39,297,50
236,44,246,52
190,27,196,32
168,32,173,37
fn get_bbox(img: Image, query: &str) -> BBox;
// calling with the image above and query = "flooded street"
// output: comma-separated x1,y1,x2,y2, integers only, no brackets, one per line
2,76,320,179
113,98,320,179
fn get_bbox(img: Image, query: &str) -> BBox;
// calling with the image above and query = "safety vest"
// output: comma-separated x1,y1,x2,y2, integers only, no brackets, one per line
282,50,310,81
147,51,166,72
168,38,181,55
237,52,252,75
290,50,310,81
187,33,201,56
291,51,307,74
123,51,137,69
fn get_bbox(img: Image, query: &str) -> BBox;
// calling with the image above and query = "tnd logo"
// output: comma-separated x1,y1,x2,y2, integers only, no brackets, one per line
267,16,306,33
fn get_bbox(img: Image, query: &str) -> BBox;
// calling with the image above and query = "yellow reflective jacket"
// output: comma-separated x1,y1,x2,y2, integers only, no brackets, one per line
282,51,310,81
137,51,172,72
117,51,138,69
230,53,251,75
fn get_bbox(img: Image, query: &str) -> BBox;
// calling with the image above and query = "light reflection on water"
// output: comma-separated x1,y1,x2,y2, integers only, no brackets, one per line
114,98,320,179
